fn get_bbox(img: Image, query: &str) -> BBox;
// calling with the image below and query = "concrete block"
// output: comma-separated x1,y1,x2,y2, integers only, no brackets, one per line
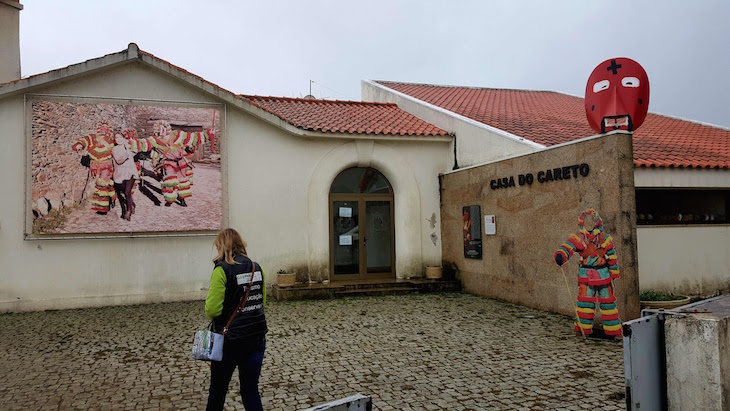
665,296,730,411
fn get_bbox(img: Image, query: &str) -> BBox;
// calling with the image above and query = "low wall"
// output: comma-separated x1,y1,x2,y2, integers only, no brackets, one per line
440,131,640,321
637,225,730,295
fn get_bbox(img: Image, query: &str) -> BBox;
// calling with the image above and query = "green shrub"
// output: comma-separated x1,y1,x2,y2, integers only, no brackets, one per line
639,290,686,301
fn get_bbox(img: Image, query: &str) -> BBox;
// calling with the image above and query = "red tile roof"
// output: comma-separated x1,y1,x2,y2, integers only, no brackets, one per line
0,45,448,140
240,95,450,137
378,81,730,169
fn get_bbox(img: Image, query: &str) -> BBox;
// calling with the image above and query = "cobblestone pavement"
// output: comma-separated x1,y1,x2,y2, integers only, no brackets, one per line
0,293,625,410
51,163,222,234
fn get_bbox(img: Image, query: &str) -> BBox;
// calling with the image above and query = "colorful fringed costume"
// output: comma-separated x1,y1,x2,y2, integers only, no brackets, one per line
555,209,621,337
72,122,117,214
129,121,209,206
160,129,208,205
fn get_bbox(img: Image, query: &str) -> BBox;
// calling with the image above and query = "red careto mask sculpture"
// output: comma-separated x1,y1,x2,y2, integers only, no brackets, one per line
585,57,649,133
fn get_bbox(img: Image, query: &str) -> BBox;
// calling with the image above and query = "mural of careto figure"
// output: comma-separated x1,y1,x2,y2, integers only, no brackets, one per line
72,121,117,214
126,120,210,207
554,209,622,338
156,120,210,207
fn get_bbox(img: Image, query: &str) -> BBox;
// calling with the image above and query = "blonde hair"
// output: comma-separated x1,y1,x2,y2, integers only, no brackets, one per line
213,228,247,265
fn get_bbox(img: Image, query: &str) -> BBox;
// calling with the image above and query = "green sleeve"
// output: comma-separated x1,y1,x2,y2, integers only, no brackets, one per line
205,266,226,320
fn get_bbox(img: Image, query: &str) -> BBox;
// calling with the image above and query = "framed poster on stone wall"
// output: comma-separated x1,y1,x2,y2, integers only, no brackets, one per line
25,95,225,238
463,205,482,259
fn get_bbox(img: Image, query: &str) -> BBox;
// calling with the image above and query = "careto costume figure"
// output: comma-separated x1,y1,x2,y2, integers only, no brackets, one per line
125,120,210,207
554,209,622,337
72,121,117,214
152,120,209,207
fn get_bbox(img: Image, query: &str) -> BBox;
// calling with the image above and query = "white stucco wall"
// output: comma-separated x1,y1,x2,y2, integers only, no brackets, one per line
637,225,730,295
304,139,448,279
362,80,540,170
225,104,449,282
0,61,449,312
635,168,730,188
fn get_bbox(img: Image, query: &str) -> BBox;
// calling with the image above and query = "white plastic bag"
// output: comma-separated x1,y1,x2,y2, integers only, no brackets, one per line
192,329,224,361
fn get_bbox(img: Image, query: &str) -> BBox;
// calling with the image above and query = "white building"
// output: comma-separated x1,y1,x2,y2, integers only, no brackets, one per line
363,80,730,296
0,32,452,311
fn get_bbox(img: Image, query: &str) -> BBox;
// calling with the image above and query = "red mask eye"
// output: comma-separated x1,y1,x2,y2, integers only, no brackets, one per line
622,77,640,88
593,80,610,93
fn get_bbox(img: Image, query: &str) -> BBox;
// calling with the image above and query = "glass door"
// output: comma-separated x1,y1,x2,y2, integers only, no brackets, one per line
332,200,360,276
330,167,395,281
365,200,393,275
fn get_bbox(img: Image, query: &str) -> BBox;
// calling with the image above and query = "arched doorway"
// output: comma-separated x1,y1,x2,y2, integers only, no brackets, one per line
329,167,395,280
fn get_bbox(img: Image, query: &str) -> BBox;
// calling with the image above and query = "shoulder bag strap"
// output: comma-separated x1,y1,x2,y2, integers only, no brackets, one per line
222,259,256,335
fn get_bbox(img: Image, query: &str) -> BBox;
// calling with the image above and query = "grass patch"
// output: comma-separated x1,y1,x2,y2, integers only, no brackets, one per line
33,201,84,234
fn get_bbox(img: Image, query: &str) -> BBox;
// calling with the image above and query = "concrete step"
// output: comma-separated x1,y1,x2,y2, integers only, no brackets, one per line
335,286,421,297
272,279,461,301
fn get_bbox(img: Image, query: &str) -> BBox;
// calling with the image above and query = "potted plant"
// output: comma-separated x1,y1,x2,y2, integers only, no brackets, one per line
276,269,296,287
639,290,692,310
425,265,443,280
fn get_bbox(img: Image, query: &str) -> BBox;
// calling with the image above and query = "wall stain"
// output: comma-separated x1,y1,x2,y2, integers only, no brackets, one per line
426,213,437,229
500,239,514,256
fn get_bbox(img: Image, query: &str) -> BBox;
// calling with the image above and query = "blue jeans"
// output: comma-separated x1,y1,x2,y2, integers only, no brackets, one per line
206,335,266,411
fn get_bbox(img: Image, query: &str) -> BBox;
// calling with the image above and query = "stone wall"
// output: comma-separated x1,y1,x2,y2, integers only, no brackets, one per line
440,131,640,321
29,99,220,215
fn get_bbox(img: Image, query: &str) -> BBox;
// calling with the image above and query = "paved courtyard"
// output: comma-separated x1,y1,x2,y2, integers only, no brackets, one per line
0,293,625,410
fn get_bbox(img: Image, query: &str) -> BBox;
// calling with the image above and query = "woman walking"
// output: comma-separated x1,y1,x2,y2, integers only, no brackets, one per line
205,228,267,411
112,132,139,221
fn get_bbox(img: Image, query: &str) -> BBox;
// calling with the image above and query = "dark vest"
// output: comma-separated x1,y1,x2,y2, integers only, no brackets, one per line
213,255,267,341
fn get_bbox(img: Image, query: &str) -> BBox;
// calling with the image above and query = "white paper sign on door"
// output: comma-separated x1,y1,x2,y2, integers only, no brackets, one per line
484,215,496,235
339,235,352,246
339,207,352,218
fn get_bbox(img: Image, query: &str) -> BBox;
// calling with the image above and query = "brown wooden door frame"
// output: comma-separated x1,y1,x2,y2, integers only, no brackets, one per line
329,193,395,281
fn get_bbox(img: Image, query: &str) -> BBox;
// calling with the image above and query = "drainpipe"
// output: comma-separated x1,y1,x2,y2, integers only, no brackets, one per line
452,135,459,170
0,0,23,84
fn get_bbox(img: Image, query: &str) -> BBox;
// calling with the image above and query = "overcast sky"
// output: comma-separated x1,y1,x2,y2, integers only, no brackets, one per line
19,0,730,127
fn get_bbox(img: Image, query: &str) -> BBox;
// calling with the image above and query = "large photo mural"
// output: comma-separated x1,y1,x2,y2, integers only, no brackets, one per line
28,97,223,236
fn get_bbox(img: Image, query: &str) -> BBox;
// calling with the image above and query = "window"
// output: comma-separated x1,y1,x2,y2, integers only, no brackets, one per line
636,189,729,225
330,167,392,194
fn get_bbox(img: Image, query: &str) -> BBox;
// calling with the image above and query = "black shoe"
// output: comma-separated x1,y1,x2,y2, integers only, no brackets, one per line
96,211,107,215
178,198,187,207
165,202,172,207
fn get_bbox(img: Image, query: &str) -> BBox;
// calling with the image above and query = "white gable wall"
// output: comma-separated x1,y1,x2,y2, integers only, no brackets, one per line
0,62,222,311
362,80,541,170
